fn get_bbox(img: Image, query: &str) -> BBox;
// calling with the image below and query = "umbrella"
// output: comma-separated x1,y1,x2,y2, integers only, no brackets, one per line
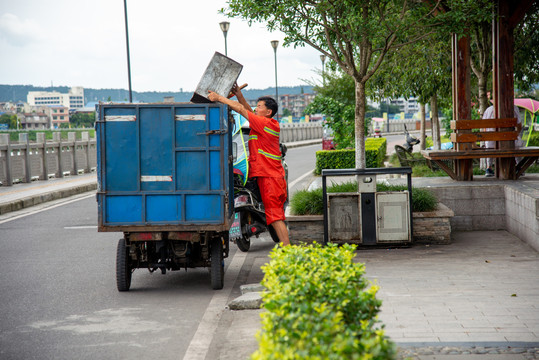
514,98,539,146
514,98,539,114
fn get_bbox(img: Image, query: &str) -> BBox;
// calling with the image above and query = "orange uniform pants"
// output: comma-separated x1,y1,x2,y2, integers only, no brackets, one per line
256,176,287,225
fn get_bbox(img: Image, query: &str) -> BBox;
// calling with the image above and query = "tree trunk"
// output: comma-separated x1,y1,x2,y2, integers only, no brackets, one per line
430,95,441,150
420,103,426,150
354,80,366,168
471,21,492,117
477,74,490,117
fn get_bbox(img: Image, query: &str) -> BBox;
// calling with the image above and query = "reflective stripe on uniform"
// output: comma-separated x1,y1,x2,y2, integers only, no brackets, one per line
249,135,258,141
263,127,279,137
258,149,281,161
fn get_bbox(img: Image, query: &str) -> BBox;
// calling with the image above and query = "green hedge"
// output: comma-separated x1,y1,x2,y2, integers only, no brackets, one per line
252,244,396,360
290,181,438,215
315,138,387,175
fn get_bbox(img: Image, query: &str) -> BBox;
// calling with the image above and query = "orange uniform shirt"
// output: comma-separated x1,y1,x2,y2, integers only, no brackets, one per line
247,112,285,178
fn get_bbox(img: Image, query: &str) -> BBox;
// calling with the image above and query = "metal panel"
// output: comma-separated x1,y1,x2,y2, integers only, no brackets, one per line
140,107,173,192
146,195,180,222
191,52,243,103
376,192,410,243
328,193,360,243
361,193,377,245
103,107,138,191
105,195,142,224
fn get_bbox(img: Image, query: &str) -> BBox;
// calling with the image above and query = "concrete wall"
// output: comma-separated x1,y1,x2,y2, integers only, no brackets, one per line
505,183,539,251
427,185,506,231
427,182,539,252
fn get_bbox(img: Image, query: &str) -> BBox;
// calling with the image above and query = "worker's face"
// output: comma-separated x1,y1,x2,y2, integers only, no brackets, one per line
255,101,272,118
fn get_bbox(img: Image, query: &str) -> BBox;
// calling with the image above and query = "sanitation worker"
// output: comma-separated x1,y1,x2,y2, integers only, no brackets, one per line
208,84,290,246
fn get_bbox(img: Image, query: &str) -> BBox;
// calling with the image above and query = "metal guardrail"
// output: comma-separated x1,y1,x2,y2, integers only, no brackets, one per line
0,132,97,186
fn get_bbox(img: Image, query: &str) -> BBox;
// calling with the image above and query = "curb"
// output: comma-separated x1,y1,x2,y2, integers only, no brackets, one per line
284,139,321,149
0,182,97,215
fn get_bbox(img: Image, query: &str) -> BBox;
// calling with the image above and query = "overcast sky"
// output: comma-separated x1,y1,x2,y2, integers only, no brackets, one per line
0,0,324,92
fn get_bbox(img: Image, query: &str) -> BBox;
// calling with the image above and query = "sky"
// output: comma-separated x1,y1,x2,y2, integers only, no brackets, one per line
0,0,324,92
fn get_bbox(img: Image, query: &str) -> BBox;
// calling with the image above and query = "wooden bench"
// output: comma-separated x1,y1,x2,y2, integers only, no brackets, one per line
421,118,539,180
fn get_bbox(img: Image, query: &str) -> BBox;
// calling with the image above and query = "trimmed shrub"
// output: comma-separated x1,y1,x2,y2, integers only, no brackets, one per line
252,243,396,360
315,138,387,174
290,181,438,215
315,149,355,175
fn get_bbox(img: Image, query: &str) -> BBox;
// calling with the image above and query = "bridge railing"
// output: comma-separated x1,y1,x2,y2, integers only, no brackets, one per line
0,132,97,186
280,122,323,143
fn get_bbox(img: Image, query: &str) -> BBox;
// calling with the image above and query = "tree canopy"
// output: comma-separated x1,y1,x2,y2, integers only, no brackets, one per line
224,0,447,167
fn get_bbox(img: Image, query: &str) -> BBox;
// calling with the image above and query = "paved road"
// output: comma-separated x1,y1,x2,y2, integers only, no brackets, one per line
0,144,319,360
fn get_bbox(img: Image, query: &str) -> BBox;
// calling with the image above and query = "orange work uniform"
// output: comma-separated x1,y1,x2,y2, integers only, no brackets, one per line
247,112,287,225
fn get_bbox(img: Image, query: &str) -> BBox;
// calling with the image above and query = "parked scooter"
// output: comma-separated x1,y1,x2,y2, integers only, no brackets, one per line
402,124,420,152
229,125,288,252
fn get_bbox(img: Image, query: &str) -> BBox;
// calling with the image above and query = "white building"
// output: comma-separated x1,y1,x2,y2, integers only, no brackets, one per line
27,87,85,110
389,97,420,114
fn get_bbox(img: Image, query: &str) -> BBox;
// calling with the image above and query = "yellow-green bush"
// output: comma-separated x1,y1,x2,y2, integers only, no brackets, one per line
252,244,396,360
315,138,387,175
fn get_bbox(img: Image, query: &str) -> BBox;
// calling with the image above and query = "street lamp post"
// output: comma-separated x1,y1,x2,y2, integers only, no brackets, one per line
219,21,230,56
123,0,132,102
271,40,279,121
320,54,326,86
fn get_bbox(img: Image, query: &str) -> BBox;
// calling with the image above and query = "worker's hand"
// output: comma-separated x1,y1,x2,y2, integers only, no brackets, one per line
228,82,247,98
207,91,221,103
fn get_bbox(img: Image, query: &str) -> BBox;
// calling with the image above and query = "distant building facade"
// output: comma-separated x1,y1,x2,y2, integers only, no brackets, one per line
247,92,316,120
389,97,419,114
44,105,70,128
280,93,316,118
18,112,49,129
27,87,85,110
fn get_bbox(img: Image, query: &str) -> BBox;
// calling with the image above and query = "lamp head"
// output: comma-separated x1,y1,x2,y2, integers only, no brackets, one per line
271,40,279,50
219,21,230,33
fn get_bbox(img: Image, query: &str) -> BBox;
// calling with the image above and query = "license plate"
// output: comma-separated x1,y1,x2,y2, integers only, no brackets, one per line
229,212,242,239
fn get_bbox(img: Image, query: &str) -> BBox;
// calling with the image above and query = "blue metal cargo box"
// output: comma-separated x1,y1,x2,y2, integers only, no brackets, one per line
96,103,234,232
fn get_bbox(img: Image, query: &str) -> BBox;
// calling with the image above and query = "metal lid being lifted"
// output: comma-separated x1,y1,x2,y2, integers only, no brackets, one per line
191,52,243,103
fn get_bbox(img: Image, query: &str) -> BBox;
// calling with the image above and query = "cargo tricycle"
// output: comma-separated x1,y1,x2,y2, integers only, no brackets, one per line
96,103,235,290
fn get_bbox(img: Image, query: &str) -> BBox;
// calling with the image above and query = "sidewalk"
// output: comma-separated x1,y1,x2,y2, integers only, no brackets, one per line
0,173,97,215
212,230,539,360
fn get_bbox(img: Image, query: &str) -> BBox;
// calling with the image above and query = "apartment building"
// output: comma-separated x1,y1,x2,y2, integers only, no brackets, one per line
18,112,49,129
280,93,316,118
27,87,85,110
389,97,420,114
247,92,316,120
44,105,70,128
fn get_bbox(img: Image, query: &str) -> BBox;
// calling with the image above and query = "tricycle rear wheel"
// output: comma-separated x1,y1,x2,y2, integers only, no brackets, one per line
210,237,224,290
116,238,132,292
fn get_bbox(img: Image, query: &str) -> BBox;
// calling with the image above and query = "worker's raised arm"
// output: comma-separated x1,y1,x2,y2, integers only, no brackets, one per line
208,91,249,119
231,83,253,114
